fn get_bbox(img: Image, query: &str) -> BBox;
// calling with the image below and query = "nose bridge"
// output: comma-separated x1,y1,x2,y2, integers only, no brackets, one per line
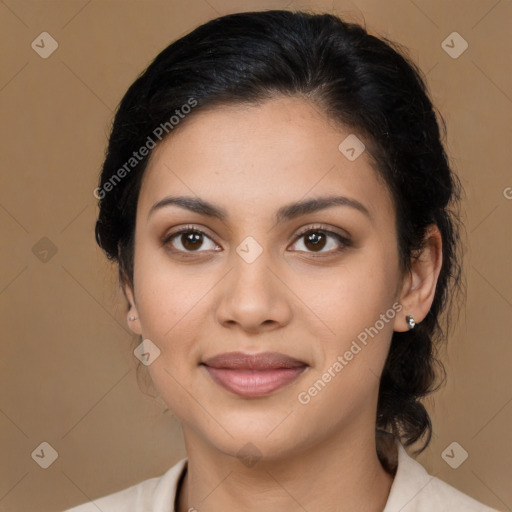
215,233,291,330
230,235,277,300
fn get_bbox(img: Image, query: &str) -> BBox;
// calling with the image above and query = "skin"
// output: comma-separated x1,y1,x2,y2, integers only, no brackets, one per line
123,96,442,512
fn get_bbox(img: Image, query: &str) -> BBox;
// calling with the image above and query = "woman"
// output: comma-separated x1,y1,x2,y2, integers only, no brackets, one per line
65,10,500,512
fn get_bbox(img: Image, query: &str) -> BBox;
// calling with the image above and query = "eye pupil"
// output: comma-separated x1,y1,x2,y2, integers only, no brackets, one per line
305,231,326,251
182,232,203,251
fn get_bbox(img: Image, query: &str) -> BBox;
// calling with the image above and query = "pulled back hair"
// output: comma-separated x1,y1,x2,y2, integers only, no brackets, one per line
95,10,462,452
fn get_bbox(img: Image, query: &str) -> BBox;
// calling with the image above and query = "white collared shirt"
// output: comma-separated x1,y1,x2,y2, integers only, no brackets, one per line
64,441,500,511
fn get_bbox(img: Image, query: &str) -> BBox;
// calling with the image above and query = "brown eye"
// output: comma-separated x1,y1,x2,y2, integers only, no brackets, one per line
303,231,327,252
180,231,204,251
290,227,350,255
164,227,218,254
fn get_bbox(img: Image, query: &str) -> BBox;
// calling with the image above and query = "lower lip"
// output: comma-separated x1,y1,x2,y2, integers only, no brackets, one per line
203,366,307,398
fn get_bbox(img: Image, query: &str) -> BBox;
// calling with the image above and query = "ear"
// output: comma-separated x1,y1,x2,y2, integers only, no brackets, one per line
394,225,443,332
121,277,142,335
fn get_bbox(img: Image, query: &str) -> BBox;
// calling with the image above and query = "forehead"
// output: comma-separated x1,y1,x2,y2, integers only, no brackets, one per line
137,96,394,225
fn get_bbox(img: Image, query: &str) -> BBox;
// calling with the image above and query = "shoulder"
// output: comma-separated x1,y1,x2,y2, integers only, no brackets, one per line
383,441,500,512
62,458,187,512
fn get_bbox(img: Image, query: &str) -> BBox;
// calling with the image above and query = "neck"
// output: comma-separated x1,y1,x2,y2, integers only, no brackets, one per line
176,427,395,512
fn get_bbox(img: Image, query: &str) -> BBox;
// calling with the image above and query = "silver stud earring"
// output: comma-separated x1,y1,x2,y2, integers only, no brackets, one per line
406,315,416,330
128,315,137,321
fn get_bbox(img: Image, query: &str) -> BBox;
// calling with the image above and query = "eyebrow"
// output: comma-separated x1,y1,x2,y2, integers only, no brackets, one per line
147,194,371,224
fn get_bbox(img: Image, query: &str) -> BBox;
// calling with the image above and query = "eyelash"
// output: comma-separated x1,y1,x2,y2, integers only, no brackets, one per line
162,224,351,258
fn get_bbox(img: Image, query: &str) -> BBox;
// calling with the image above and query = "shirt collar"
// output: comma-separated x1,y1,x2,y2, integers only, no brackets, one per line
383,439,437,512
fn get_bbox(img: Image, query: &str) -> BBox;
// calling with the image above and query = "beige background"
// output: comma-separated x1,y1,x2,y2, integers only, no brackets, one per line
0,0,511,511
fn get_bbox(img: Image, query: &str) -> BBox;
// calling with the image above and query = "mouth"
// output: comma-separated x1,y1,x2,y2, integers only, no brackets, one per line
201,351,308,398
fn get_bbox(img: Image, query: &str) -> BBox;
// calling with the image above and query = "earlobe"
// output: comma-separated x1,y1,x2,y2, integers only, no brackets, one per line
122,280,142,335
405,315,416,330
393,225,443,333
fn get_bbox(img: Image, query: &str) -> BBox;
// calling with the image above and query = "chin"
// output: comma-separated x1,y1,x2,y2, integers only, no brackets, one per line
214,432,299,464
184,409,305,462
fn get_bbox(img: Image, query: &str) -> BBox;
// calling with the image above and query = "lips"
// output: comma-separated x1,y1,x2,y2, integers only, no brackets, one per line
201,351,308,398
203,351,307,370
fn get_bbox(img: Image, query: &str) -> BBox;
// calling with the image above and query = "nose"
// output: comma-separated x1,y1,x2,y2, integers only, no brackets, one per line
215,245,293,334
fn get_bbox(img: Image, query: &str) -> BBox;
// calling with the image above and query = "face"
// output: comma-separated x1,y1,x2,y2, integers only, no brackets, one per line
125,96,407,461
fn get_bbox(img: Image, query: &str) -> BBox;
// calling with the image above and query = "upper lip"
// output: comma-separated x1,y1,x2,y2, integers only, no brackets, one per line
202,351,307,370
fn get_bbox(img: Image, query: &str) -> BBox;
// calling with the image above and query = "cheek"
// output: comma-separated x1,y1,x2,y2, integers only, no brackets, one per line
133,243,211,339
300,244,400,388
303,245,400,329
295,267,399,424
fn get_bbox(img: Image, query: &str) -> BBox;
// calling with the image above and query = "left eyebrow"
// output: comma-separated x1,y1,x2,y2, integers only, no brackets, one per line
275,195,371,223
147,194,372,224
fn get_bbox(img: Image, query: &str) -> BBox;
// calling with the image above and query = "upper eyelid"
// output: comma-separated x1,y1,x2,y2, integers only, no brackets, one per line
294,224,349,239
